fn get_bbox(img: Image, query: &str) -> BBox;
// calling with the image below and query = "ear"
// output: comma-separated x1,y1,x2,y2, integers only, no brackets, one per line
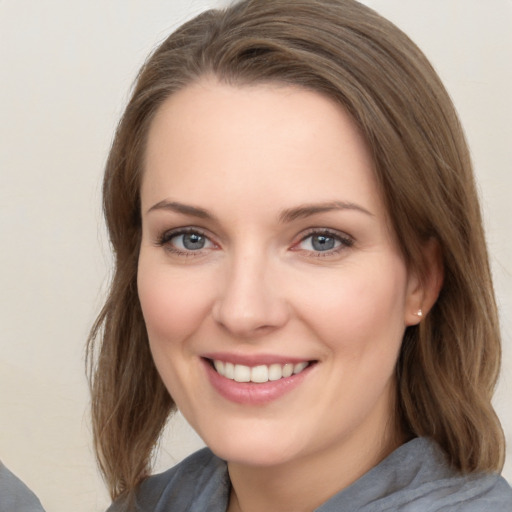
404,238,444,326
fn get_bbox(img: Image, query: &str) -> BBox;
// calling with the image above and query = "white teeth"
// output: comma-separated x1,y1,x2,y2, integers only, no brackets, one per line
224,362,235,379
212,360,310,383
282,363,294,378
213,360,224,374
293,362,308,374
251,365,269,383
268,363,283,381
234,364,251,382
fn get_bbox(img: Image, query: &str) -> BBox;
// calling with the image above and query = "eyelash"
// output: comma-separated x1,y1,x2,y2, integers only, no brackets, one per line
292,228,354,258
155,227,214,257
154,227,354,257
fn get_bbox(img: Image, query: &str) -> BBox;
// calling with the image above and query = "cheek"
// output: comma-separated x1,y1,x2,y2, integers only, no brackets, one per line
295,259,408,355
137,259,212,345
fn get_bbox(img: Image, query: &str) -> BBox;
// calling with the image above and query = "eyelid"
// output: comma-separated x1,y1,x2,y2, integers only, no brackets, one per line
153,225,353,258
154,226,218,255
291,228,354,255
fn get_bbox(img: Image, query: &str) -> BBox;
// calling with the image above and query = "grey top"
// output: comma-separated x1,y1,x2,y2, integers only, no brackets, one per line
0,462,45,512
108,437,512,511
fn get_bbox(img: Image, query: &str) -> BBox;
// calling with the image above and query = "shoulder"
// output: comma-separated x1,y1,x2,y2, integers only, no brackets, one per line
0,461,46,512
372,438,512,511
443,472,512,510
397,471,512,511
403,470,512,511
107,447,229,512
319,438,512,512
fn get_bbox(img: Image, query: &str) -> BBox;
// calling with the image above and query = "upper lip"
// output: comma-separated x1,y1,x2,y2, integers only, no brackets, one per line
202,352,314,366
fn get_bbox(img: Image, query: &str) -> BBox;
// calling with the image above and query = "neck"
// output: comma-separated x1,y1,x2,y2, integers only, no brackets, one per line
227,420,404,512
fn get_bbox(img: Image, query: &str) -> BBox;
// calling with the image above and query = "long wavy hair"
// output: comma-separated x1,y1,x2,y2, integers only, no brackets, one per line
87,0,505,500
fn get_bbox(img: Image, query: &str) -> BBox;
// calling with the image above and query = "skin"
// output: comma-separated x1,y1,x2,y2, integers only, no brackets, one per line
137,79,432,512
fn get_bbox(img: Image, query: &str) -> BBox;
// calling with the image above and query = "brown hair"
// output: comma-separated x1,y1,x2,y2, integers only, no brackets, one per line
87,0,505,500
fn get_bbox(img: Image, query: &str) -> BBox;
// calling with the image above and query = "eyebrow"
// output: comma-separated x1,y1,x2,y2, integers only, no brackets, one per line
146,199,373,222
146,200,215,219
278,201,373,223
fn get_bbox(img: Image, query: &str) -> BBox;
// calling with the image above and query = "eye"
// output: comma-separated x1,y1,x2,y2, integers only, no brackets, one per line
173,232,210,251
294,229,353,255
156,228,215,254
300,233,340,252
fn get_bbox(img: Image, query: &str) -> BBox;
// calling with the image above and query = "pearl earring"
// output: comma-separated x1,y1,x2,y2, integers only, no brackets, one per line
417,309,423,318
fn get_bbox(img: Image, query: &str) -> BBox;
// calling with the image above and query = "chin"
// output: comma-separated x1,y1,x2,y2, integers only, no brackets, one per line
197,424,303,467
212,442,296,467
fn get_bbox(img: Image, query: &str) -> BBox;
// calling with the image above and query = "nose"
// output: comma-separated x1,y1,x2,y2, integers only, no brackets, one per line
212,250,290,339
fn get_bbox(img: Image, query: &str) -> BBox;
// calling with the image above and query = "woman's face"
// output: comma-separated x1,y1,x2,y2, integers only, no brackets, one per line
138,79,422,469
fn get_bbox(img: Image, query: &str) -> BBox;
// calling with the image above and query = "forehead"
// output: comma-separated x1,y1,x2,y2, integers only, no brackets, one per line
141,78,382,218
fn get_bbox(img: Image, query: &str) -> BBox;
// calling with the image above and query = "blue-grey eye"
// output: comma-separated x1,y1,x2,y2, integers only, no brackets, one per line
172,232,211,251
299,233,342,252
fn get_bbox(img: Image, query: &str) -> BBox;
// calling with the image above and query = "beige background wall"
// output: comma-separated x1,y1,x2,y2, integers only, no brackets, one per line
0,1,510,510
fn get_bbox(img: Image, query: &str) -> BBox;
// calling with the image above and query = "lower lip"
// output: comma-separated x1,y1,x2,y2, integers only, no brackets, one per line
202,359,314,405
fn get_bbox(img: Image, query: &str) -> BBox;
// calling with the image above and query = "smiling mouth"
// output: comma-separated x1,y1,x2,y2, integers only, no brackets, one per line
209,359,314,384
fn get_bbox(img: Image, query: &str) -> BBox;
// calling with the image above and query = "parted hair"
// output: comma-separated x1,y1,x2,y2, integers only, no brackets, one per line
87,0,505,500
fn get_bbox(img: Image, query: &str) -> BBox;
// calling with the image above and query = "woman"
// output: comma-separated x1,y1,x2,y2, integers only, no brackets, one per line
87,0,512,510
